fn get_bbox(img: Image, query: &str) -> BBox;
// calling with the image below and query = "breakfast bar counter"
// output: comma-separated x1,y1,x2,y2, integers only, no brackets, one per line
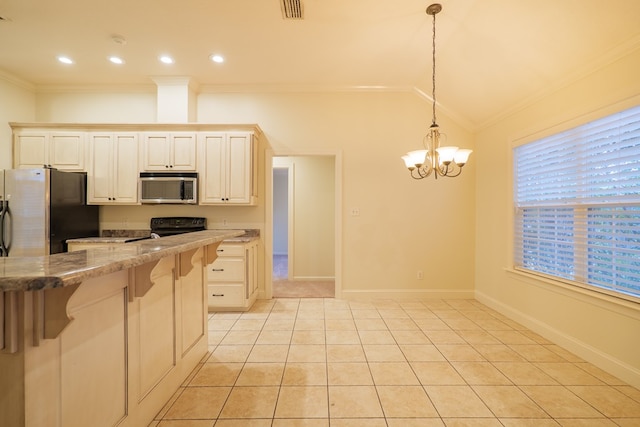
0,229,243,427
0,229,243,292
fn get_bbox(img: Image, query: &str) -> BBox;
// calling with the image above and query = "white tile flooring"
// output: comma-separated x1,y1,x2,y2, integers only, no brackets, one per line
150,298,640,426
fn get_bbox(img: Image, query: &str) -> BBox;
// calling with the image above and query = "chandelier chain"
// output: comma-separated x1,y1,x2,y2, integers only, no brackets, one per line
431,10,437,126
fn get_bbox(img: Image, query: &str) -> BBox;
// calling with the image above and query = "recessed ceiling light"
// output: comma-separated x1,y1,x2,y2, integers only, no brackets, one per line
57,56,73,64
209,54,224,63
109,56,124,65
159,55,174,64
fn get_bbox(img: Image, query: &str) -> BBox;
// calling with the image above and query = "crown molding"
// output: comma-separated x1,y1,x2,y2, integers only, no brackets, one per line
198,83,415,94
34,84,156,94
0,69,36,92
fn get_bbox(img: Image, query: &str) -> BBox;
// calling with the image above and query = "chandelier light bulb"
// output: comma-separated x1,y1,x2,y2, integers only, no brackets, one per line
435,146,458,165
453,149,472,165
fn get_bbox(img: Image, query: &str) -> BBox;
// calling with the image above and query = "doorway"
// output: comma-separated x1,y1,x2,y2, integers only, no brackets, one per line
271,155,336,298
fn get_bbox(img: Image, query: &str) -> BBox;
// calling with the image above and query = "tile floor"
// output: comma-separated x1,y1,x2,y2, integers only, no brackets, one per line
149,298,640,426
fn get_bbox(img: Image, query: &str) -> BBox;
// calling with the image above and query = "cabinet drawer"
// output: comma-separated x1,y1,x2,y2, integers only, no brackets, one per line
215,244,244,257
207,258,244,281
208,285,243,307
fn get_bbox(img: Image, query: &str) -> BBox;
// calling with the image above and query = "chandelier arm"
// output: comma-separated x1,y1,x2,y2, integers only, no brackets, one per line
413,165,433,179
444,165,464,178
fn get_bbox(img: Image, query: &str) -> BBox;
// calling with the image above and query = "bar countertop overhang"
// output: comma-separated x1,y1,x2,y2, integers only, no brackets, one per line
0,229,245,292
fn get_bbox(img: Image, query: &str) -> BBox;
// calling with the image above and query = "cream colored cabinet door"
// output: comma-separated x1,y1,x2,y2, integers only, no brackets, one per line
199,133,226,203
226,133,253,203
14,130,86,171
142,132,196,171
88,133,139,204
198,132,254,205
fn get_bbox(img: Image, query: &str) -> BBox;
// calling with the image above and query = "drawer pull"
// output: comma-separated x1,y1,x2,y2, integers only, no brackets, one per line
211,293,225,297
211,268,225,272
217,249,224,252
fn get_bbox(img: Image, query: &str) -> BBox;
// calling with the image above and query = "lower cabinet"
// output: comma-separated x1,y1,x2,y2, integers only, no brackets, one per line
207,240,258,311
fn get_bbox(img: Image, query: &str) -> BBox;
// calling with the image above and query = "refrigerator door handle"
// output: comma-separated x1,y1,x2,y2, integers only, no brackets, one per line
0,201,11,256
0,200,7,256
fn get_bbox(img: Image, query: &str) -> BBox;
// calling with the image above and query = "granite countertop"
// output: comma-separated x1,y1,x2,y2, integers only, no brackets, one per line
70,229,260,244
0,229,244,293
216,229,260,243
67,236,151,244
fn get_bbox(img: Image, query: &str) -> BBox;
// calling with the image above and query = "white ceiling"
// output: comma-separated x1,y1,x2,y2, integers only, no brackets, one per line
1,0,639,130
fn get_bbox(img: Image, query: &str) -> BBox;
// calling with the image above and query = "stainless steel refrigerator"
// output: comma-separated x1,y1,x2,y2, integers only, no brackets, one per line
0,168,100,257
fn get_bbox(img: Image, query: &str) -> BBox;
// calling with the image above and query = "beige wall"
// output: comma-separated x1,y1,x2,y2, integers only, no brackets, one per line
475,47,640,388
0,72,36,169
35,88,157,123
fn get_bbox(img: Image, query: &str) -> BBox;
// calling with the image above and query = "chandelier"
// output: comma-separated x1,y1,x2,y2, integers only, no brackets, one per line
402,3,472,179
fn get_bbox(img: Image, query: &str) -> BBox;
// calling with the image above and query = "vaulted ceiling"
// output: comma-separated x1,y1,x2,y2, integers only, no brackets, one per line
1,0,639,130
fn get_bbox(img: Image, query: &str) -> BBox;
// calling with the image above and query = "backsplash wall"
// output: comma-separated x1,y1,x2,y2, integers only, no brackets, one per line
99,205,265,233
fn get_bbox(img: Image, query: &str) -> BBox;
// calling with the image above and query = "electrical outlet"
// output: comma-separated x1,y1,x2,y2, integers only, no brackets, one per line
350,208,360,216
417,270,424,280
222,219,228,227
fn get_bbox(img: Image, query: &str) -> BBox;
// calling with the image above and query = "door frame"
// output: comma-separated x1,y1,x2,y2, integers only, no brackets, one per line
264,149,343,299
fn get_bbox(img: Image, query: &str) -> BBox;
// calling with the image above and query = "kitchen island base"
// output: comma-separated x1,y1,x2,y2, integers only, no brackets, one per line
0,238,228,427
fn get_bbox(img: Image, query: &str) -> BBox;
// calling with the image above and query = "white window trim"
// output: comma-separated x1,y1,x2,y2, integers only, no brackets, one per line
508,96,640,308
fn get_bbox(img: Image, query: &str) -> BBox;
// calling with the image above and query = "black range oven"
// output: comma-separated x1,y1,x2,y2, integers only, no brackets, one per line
150,217,207,237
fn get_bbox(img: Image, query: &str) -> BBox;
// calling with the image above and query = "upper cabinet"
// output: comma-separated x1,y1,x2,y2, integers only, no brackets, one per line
142,132,197,171
14,130,86,171
10,123,262,207
87,132,139,204
198,132,257,205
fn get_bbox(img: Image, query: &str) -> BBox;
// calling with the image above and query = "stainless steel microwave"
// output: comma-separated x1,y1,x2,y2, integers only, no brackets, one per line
139,172,197,204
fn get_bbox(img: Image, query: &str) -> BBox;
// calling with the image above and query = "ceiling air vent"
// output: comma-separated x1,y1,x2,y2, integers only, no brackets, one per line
281,0,303,19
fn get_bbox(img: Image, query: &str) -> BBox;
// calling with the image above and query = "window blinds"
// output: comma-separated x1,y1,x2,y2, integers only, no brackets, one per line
514,105,640,300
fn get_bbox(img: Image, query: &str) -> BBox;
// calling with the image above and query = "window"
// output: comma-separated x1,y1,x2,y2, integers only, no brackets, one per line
514,105,640,301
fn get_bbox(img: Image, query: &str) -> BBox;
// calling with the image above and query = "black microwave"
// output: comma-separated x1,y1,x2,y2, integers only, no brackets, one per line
139,172,197,204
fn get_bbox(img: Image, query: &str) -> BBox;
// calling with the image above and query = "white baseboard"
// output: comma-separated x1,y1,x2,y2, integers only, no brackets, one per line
475,290,640,389
340,288,475,300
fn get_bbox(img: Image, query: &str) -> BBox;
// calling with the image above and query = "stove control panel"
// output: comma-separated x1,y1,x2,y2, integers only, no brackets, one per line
150,217,207,230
